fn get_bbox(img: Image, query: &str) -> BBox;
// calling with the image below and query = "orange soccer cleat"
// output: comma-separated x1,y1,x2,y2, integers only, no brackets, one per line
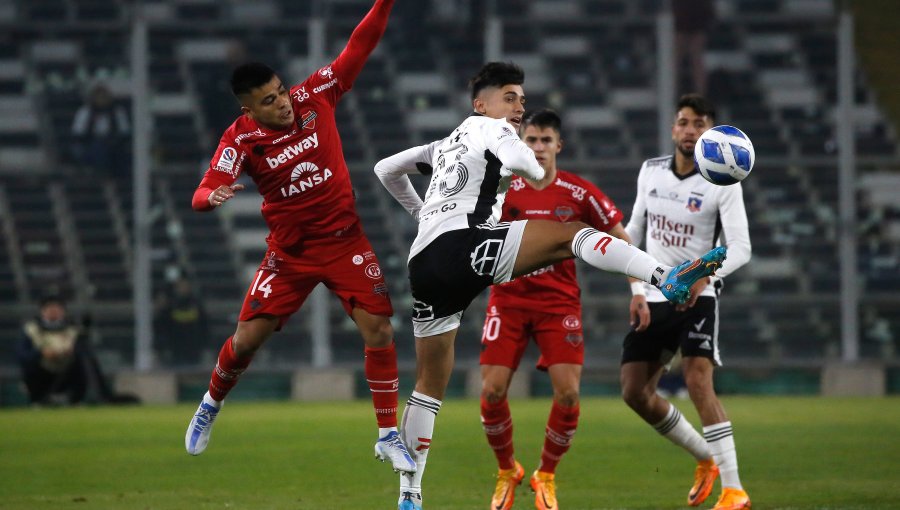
490,461,525,510
688,458,719,506
713,487,751,510
530,470,558,510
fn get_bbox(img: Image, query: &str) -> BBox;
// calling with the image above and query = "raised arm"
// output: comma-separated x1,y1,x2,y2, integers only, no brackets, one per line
489,122,544,181
331,0,395,88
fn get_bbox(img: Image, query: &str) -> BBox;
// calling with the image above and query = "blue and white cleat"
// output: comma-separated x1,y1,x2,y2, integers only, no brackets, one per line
185,392,221,455
398,491,423,510
660,246,727,304
375,430,417,474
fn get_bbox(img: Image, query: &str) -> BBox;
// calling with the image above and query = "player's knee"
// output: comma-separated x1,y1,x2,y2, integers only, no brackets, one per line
621,384,651,410
561,221,591,251
358,315,394,347
554,388,580,408
481,384,508,404
683,370,714,395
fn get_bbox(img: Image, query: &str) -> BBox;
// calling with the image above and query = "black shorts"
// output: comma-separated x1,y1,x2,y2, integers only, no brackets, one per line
408,222,525,337
621,296,721,366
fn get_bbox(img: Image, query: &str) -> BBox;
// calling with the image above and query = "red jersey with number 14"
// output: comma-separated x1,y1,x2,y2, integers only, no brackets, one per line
490,170,624,313
192,0,394,251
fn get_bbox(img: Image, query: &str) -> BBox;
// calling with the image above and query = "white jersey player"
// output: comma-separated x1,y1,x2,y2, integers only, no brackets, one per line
374,64,728,510
620,94,752,510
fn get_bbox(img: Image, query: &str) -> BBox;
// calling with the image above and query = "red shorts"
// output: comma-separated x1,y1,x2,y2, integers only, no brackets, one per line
479,300,584,371
238,234,393,329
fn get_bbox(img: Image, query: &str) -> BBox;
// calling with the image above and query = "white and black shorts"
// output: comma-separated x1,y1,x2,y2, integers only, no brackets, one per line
621,296,721,366
408,221,526,338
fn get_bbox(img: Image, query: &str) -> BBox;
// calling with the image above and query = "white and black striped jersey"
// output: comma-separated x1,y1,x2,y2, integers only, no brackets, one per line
374,113,544,260
625,155,751,302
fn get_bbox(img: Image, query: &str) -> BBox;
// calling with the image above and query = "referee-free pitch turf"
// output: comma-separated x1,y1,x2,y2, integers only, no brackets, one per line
1,397,898,509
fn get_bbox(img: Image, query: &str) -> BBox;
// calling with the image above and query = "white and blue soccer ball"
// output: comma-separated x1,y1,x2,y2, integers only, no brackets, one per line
693,125,755,185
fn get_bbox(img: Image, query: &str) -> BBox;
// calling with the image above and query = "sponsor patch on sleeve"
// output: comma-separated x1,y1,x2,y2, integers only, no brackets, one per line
215,147,238,174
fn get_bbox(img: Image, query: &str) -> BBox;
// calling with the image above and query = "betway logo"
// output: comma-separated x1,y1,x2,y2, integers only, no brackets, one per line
265,133,319,168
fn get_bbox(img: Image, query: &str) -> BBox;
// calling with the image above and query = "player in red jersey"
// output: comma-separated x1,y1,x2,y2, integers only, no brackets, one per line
183,0,415,475
479,109,648,510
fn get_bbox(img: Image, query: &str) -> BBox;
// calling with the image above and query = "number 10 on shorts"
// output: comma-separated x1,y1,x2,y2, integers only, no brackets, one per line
251,271,276,298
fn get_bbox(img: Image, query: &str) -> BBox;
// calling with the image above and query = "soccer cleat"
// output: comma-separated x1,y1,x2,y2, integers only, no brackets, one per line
491,461,525,510
660,246,727,304
530,470,558,510
688,459,719,506
185,392,221,455
398,491,423,510
375,430,417,474
712,488,751,510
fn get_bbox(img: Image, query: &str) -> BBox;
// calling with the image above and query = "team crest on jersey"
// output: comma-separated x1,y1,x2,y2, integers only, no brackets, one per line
299,110,317,130
686,196,702,213
319,66,333,79
562,315,581,330
365,263,382,279
554,206,574,222
510,178,526,191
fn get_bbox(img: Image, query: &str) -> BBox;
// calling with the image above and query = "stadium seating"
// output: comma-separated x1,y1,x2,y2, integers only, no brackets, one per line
0,0,898,379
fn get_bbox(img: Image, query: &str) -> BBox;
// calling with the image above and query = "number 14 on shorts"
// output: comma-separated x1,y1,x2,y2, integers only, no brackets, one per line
251,270,276,298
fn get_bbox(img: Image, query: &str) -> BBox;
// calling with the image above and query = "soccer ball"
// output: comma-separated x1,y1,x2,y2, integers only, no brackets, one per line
693,125,755,185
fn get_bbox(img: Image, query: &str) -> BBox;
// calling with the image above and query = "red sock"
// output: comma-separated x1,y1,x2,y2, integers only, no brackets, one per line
365,342,399,429
481,396,515,470
208,336,252,402
539,400,580,473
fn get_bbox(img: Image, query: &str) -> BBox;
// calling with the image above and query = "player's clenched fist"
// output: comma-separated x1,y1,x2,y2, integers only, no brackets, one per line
208,184,245,207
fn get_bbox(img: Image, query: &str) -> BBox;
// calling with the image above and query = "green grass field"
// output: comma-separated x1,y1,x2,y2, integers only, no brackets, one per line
1,397,899,509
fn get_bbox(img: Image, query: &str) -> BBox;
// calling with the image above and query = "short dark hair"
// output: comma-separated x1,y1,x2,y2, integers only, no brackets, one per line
469,62,525,100
230,62,277,97
677,93,716,121
39,294,65,308
522,108,562,135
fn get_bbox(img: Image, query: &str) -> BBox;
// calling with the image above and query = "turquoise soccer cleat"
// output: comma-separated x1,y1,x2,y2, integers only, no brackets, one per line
660,246,727,304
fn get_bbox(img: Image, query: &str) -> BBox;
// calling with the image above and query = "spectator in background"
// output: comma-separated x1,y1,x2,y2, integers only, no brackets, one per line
672,0,715,95
154,277,211,366
16,295,89,405
71,82,131,176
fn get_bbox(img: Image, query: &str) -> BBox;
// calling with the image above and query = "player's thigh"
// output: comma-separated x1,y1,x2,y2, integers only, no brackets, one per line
408,230,494,338
513,219,588,278
547,363,583,403
238,251,318,330
324,235,394,319
677,296,721,366
533,310,584,370
480,304,530,371
621,301,681,366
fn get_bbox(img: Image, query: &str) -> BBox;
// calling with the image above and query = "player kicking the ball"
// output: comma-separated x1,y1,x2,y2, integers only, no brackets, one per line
183,0,414,476
374,62,726,509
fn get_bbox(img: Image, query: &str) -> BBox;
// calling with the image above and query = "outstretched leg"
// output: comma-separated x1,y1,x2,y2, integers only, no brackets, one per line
185,316,277,455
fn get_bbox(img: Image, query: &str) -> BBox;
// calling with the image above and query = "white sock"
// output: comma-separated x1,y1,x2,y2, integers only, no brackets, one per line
203,391,222,408
653,403,711,461
571,228,669,285
703,421,743,490
399,391,442,497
